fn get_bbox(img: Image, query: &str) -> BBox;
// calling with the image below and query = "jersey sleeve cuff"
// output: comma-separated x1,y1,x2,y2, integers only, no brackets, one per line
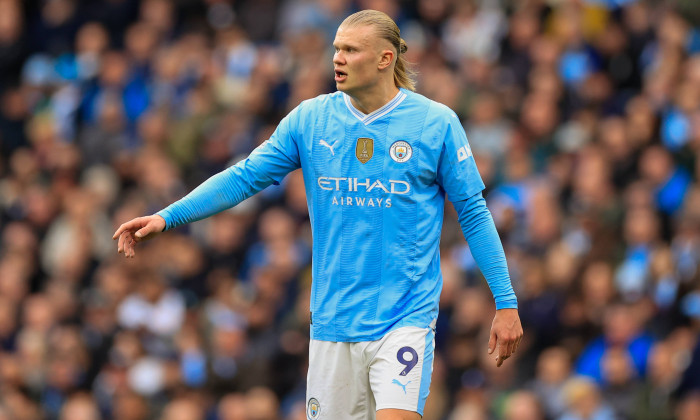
495,298,518,310
155,209,173,231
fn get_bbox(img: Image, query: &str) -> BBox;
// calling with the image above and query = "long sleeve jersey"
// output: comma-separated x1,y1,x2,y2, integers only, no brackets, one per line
158,88,517,342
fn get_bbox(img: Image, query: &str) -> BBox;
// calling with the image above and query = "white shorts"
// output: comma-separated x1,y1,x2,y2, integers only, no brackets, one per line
305,325,435,420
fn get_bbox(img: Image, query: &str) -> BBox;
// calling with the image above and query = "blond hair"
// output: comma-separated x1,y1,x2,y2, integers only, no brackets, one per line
341,10,417,91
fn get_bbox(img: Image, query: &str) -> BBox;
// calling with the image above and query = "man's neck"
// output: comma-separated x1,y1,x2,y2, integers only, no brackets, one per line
348,84,400,115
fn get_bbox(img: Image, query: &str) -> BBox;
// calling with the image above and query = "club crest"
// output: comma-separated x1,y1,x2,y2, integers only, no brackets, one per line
390,141,412,163
356,137,374,164
307,397,321,419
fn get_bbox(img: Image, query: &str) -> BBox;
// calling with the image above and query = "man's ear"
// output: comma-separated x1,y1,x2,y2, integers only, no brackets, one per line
378,49,395,71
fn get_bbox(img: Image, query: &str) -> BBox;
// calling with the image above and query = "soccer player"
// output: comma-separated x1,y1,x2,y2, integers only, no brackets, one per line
113,10,522,420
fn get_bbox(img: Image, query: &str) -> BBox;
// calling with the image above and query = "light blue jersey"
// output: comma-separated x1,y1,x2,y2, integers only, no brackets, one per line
158,88,517,342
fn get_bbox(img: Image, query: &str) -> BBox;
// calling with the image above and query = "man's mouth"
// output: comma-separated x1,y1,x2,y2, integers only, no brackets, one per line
335,69,347,82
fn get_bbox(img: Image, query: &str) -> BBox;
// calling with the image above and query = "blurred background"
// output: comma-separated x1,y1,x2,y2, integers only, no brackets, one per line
2,0,700,419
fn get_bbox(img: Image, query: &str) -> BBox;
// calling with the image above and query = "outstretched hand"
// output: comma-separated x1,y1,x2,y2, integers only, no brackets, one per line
112,215,166,258
488,308,523,367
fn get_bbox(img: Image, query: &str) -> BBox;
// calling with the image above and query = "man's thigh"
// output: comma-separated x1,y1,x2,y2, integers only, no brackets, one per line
376,408,422,420
306,339,375,420
368,326,435,417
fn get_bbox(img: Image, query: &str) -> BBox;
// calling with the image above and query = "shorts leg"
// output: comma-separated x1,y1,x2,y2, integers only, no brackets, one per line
367,326,435,416
306,340,374,420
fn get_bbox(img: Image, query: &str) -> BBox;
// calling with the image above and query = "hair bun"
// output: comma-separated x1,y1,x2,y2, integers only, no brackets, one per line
399,38,407,54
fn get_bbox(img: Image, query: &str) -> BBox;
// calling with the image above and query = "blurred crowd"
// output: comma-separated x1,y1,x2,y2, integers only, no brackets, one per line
2,0,700,419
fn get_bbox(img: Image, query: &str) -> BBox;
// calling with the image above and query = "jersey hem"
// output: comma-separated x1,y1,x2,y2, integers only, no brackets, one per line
311,318,435,342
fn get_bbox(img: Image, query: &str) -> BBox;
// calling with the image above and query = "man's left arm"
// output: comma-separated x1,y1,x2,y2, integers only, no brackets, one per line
452,193,523,367
435,110,522,367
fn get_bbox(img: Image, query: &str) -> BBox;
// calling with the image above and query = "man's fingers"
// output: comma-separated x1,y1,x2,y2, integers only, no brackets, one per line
124,233,133,257
498,338,509,358
113,221,133,240
490,309,523,368
488,331,496,354
496,353,508,367
126,237,135,258
113,217,148,240
496,335,523,367
118,232,138,258
507,336,516,356
123,239,130,257
495,338,508,366
135,226,150,239
513,335,522,353
114,216,165,258
118,232,127,254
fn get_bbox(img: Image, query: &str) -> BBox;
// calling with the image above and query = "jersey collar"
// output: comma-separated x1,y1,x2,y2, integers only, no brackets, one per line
343,89,407,126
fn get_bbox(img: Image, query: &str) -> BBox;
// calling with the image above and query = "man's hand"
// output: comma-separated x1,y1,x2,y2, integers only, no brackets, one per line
487,308,523,367
112,215,166,258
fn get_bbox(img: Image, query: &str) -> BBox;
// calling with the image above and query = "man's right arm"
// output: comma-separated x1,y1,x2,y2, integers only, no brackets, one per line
158,106,303,230
157,145,297,230
113,105,304,255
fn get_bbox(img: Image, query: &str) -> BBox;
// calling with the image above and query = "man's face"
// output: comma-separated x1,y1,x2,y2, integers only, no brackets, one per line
333,25,391,95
